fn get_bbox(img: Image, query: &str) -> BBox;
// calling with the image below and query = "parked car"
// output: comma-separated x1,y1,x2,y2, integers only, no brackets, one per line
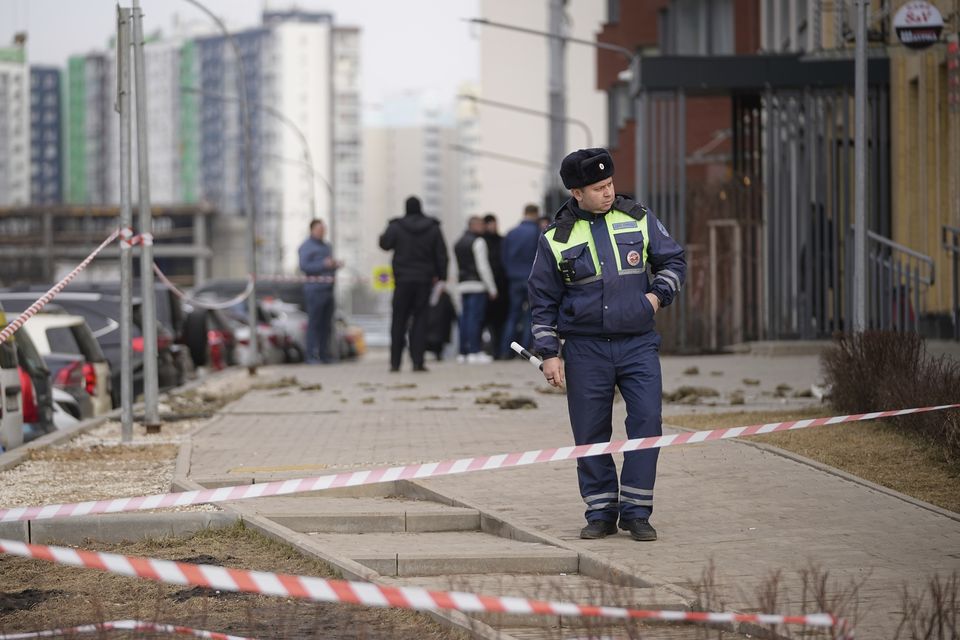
0,304,24,451
229,304,288,367
22,313,112,416
0,291,179,405
261,298,307,362
14,326,55,442
181,304,237,371
68,281,194,383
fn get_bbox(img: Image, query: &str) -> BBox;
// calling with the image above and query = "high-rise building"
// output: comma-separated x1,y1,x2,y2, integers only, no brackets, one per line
363,93,462,289
52,10,360,277
332,26,362,294
474,0,607,218
64,52,110,205
0,36,30,206
29,66,62,204
195,10,360,275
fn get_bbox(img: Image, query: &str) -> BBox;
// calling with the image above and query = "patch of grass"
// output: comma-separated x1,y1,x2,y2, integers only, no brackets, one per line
666,408,960,513
0,522,463,639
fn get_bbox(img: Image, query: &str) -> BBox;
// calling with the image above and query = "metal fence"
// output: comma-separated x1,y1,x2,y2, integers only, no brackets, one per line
846,229,935,333
945,225,960,340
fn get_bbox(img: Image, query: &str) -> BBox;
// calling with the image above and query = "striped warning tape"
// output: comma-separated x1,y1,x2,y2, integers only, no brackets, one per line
0,228,122,347
1,403,956,523
0,538,852,638
0,619,253,640
255,274,335,283
153,263,255,311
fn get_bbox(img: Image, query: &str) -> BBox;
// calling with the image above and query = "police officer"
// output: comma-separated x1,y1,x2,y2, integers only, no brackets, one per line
528,148,686,541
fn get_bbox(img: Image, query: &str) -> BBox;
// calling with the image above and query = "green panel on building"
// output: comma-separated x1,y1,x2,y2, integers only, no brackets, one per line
65,55,87,204
179,40,199,203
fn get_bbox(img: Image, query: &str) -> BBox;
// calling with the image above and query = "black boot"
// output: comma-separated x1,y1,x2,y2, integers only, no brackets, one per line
579,520,618,539
619,518,657,541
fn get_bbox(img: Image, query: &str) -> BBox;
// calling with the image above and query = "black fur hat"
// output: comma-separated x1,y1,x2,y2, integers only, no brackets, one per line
559,148,615,189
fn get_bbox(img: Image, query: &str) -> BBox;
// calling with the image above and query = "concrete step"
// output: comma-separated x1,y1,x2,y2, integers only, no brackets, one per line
237,495,479,533
307,531,579,577
401,573,687,629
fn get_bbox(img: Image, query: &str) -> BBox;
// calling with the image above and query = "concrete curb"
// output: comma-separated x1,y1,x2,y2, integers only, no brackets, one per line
663,422,960,524
171,471,506,640
0,512,238,545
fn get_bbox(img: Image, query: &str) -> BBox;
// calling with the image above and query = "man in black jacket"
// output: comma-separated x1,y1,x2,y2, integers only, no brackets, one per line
379,196,449,372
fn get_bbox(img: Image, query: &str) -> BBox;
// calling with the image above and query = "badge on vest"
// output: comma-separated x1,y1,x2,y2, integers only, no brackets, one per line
626,250,642,267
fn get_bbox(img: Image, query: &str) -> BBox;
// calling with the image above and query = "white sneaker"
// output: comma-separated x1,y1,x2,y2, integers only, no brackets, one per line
456,354,466,364
467,352,493,364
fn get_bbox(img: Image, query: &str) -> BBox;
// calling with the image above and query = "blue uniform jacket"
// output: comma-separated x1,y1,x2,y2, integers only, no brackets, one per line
528,197,686,358
298,237,336,292
501,219,542,281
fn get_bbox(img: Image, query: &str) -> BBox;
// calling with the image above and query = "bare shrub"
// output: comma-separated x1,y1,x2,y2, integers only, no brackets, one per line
822,331,960,460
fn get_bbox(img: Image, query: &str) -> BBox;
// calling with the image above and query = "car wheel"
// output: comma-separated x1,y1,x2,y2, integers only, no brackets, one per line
183,311,209,367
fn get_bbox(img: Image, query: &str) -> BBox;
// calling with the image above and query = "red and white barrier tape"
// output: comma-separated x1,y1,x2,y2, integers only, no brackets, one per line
0,538,851,638
119,230,153,247
0,228,122,347
153,263,255,311
1,404,956,523
0,619,254,640
256,274,335,284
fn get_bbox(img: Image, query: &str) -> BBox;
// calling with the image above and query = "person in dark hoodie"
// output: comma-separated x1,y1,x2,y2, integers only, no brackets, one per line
379,196,449,372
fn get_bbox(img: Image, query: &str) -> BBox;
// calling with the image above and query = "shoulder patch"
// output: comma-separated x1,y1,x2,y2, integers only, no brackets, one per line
656,219,670,237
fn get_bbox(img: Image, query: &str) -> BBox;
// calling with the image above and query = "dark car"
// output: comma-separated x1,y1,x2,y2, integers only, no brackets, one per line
180,303,237,371
0,291,179,406
63,281,194,381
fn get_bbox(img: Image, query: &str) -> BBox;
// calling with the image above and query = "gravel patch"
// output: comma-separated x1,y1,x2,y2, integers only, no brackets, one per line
0,418,217,511
0,370,268,512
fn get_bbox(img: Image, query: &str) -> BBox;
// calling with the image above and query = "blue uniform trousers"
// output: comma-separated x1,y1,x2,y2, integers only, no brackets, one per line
562,333,662,523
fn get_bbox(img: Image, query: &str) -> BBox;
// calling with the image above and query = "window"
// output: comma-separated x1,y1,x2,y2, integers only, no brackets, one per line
663,0,733,55
607,0,620,24
45,326,81,355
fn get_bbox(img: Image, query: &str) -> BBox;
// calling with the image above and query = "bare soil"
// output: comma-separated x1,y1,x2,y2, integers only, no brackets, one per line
667,408,960,513
0,523,465,640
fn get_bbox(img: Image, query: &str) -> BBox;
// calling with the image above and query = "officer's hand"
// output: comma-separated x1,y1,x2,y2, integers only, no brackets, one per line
645,293,660,314
542,357,565,388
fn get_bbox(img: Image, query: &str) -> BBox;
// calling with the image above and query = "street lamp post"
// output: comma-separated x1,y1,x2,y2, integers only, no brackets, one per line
182,0,260,373
457,94,593,147
466,17,640,193
181,86,324,223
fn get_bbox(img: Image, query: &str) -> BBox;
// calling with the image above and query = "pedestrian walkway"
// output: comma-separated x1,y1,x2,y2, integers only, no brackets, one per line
187,350,960,638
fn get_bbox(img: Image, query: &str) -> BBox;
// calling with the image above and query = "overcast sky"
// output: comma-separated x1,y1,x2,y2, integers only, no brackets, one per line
0,0,479,112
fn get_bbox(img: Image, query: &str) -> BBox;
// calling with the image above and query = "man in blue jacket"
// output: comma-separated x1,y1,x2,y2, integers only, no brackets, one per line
528,148,686,542
299,219,341,364
499,203,541,358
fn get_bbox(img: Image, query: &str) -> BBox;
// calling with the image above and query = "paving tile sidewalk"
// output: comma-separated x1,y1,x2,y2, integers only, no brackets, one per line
188,350,960,639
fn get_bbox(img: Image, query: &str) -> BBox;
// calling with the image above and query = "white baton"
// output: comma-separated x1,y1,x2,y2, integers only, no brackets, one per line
510,341,544,372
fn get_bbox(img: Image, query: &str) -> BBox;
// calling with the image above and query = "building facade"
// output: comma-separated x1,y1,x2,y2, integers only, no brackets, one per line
474,0,607,220
0,37,30,207
29,66,62,204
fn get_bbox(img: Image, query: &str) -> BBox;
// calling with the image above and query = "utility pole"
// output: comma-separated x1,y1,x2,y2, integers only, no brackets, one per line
116,6,134,442
547,0,567,213
853,0,869,332
131,0,160,432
